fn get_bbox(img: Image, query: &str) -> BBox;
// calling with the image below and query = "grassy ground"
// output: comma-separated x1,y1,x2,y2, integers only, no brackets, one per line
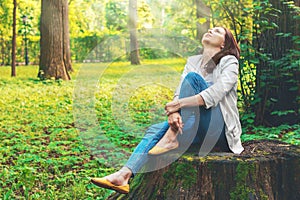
0,59,299,199
0,59,185,199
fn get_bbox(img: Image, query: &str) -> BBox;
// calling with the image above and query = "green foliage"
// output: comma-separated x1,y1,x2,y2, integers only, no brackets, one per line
1,59,298,198
105,0,127,32
1,0,300,196
137,0,155,30
250,0,299,125
0,66,104,199
0,59,182,199
242,124,300,145
205,0,299,126
1,0,206,64
0,0,40,65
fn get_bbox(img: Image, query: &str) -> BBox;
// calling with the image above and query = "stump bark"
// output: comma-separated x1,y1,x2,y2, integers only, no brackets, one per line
108,140,300,200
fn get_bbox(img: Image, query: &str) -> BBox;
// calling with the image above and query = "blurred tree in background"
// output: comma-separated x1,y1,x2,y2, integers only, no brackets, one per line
0,0,299,126
38,0,72,80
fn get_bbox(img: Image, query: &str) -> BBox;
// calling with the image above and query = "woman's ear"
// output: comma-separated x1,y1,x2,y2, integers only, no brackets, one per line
221,42,225,49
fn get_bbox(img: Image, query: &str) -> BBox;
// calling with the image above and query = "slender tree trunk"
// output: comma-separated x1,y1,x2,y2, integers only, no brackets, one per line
39,0,71,80
11,0,17,77
128,0,140,65
1,34,4,65
195,0,210,41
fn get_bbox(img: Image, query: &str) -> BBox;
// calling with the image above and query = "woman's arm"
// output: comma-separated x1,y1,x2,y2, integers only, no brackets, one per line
165,95,205,116
165,55,238,114
200,55,239,109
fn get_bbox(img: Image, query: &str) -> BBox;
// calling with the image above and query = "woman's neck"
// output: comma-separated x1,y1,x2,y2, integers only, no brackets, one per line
202,47,221,64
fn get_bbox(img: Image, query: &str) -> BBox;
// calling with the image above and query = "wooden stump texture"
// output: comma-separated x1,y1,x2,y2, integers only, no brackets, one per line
107,140,300,200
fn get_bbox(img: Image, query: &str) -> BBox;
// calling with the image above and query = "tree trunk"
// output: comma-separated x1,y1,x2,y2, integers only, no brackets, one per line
62,1,73,72
108,140,300,200
128,0,140,65
195,0,210,41
38,0,71,80
254,0,299,126
11,0,17,77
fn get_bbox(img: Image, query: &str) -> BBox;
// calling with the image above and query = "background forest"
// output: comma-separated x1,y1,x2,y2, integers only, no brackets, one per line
0,0,299,199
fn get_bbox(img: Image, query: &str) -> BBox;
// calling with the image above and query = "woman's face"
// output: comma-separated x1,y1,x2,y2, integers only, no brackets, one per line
202,27,226,49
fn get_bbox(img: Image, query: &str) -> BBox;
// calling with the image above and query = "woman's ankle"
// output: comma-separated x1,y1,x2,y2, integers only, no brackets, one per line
167,128,179,141
106,168,132,186
119,167,132,181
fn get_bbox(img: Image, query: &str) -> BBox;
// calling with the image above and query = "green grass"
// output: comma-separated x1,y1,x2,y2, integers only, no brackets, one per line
0,58,185,199
0,58,299,199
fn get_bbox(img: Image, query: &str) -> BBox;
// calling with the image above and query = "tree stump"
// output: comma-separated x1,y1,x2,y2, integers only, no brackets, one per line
108,140,300,200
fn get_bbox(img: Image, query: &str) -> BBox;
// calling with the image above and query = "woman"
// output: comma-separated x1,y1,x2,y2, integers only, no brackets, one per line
91,27,244,194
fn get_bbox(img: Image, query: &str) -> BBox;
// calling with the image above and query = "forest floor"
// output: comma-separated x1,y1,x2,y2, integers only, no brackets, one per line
0,61,299,199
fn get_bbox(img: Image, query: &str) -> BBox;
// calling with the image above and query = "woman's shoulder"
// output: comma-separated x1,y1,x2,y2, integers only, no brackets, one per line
219,55,239,65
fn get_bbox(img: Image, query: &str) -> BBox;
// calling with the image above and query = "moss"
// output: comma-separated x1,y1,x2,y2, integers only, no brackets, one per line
182,155,195,161
229,161,268,200
196,154,234,163
230,161,257,200
259,189,269,200
162,162,197,190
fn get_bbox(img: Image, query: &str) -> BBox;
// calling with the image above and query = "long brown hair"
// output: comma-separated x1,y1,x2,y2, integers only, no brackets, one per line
206,28,240,73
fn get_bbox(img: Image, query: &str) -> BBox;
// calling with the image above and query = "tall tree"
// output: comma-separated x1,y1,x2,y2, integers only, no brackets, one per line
38,0,72,80
253,0,299,126
128,0,140,65
11,0,17,77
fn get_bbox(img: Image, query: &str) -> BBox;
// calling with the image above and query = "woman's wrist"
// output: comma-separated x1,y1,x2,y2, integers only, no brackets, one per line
197,94,205,106
177,99,182,109
178,95,205,108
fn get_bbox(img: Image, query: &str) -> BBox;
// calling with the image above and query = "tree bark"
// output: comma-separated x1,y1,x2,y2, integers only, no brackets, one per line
62,1,73,72
108,140,300,200
38,0,71,80
11,0,17,77
128,0,140,65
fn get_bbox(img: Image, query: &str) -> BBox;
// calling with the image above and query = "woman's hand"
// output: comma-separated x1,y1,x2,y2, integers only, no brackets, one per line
167,112,183,134
165,100,181,116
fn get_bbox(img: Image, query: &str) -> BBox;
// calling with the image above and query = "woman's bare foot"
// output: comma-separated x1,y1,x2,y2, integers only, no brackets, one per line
148,128,179,155
104,167,132,186
156,128,179,149
91,167,132,194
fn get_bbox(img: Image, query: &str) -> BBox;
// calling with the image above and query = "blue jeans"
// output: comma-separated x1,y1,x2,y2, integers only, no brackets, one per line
125,72,229,175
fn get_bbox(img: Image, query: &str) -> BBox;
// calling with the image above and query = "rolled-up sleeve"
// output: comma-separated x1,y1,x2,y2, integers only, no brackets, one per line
199,55,239,108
